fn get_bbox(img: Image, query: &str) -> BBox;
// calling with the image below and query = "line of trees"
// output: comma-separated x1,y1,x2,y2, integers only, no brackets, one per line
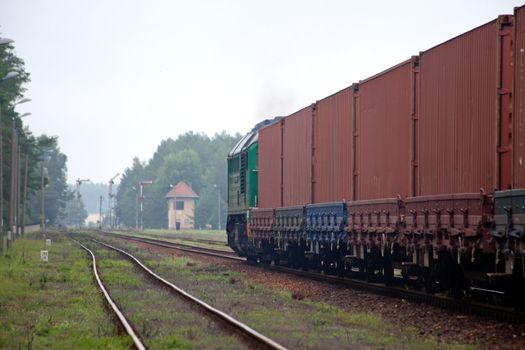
116,131,241,229
1,36,76,237
3,36,241,232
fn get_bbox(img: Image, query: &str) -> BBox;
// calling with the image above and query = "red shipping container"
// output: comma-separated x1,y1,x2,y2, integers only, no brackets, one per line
515,6,525,188
356,59,414,200
258,121,282,208
418,20,502,195
314,86,354,203
283,106,313,206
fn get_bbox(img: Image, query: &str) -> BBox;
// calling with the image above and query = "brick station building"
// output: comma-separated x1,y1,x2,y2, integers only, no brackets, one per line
165,181,198,230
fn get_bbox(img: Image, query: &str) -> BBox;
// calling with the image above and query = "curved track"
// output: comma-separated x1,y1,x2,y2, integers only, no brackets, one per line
102,231,525,324
72,238,147,350
89,237,287,350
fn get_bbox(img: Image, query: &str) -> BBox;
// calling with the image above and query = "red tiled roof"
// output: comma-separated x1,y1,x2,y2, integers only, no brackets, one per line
165,181,199,199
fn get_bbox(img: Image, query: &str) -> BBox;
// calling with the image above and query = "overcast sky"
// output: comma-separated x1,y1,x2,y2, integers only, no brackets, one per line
0,0,521,184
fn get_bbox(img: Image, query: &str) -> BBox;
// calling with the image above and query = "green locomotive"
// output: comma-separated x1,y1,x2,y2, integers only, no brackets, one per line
226,119,279,256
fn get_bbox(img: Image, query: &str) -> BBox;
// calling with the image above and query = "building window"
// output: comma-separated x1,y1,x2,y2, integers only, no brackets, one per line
176,201,184,210
184,218,190,225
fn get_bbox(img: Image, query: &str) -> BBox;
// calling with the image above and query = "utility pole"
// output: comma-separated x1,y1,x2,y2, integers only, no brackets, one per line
21,148,28,236
75,178,90,229
214,184,221,230
99,195,103,229
40,159,45,233
8,115,17,249
139,180,153,231
108,173,119,230
218,188,221,230
15,131,21,237
132,186,139,230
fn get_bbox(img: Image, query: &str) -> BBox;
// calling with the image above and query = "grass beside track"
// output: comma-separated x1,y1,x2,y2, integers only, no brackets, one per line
100,233,475,350
1,230,477,349
0,232,131,349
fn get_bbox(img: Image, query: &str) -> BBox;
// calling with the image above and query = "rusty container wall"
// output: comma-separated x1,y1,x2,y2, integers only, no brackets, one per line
314,97,334,203
314,87,354,203
418,20,500,195
515,6,525,188
258,121,282,208
355,60,413,200
283,106,313,206
333,87,354,201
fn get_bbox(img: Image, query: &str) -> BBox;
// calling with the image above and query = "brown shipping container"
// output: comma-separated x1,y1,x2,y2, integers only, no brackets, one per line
283,106,313,206
418,20,501,195
515,6,525,188
314,87,354,203
314,97,333,203
356,60,413,200
333,87,354,201
258,121,282,208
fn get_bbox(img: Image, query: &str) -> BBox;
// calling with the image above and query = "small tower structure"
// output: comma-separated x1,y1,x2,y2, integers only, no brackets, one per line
165,181,198,230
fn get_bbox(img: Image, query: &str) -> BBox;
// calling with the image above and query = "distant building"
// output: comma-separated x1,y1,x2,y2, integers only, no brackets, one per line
165,181,199,230
85,213,103,226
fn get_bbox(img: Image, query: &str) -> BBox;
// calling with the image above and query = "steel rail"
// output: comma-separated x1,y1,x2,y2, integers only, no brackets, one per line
102,231,242,260
113,229,228,246
91,238,287,350
104,232,525,323
72,238,147,350
265,265,525,323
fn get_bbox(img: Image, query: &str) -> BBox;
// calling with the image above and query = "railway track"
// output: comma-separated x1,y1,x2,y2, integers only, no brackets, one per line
119,230,228,247
101,231,241,260
75,234,286,350
100,231,525,324
72,238,147,350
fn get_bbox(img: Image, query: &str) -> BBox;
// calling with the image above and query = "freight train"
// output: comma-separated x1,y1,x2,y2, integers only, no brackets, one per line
227,6,525,307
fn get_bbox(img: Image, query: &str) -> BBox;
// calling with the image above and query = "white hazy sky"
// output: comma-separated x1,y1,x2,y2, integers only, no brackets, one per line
0,0,521,183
